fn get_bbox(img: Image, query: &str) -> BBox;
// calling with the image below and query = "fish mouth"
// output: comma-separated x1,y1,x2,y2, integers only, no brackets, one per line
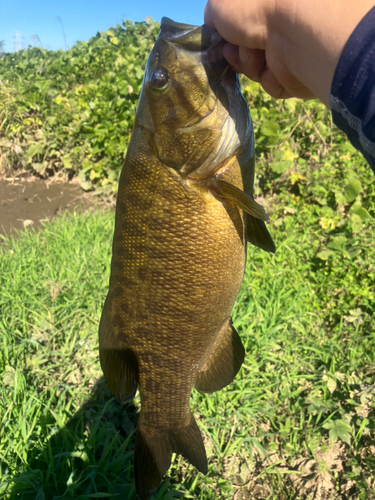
160,17,198,36
160,17,222,51
159,17,232,130
157,18,248,180
160,17,228,75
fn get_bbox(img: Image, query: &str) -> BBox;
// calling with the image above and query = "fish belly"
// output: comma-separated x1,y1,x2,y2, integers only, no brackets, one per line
100,151,245,422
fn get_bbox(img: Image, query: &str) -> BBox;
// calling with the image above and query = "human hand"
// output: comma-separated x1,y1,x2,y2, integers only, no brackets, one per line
204,0,375,106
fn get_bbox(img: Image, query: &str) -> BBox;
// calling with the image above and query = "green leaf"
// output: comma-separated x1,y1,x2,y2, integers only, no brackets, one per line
349,204,370,220
327,236,346,251
270,160,292,174
329,426,338,442
46,116,57,126
324,420,352,445
62,156,72,169
27,142,45,157
261,121,279,137
344,179,362,202
28,354,48,368
336,422,352,445
3,366,16,387
317,250,335,260
347,248,360,259
82,161,94,172
80,180,92,191
33,162,46,173
326,377,337,394
316,197,327,206
350,213,363,233
239,462,250,484
335,192,346,205
109,36,119,46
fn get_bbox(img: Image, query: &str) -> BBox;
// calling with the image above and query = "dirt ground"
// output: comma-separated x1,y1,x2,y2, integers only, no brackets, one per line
0,176,112,236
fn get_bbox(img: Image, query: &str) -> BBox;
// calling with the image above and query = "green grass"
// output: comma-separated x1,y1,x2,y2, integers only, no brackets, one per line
0,186,374,500
1,21,374,500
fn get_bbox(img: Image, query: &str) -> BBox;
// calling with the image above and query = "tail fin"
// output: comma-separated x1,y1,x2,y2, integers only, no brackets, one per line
134,413,207,499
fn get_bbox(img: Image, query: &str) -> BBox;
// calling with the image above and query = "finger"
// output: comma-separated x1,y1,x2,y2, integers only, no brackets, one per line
223,45,266,84
237,47,266,83
204,0,217,29
222,43,239,68
259,65,293,99
204,0,259,47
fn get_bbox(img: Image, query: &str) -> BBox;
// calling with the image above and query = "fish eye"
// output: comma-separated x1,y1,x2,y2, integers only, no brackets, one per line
150,67,170,92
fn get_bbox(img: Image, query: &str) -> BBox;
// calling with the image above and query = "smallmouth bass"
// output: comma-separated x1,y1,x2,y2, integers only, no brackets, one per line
99,17,275,499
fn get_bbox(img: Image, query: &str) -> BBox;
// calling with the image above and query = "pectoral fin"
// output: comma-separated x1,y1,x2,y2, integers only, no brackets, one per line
246,215,276,253
209,178,269,221
195,318,245,393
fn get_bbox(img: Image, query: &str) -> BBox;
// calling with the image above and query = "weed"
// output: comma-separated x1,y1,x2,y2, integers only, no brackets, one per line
0,195,373,499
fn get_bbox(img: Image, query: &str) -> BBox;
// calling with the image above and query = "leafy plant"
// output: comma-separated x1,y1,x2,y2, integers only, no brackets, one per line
0,19,374,500
0,19,159,192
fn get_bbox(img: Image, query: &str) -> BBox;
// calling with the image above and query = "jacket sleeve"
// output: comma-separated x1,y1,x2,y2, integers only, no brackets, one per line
329,6,375,173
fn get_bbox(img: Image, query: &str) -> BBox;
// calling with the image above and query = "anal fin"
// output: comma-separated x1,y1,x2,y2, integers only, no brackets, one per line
246,215,276,253
99,346,138,403
195,318,245,394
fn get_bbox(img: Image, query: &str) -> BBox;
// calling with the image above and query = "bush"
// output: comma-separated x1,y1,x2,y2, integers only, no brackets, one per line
0,18,159,193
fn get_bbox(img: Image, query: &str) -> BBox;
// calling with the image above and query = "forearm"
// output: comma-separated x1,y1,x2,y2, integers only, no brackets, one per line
329,6,375,171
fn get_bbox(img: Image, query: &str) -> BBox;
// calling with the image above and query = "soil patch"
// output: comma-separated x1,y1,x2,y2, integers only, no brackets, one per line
0,177,113,236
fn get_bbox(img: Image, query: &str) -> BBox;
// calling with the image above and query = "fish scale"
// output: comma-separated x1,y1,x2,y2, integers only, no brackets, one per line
99,17,275,499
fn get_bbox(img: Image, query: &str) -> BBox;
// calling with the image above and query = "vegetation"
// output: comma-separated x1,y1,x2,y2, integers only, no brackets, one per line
0,17,374,500
0,19,159,192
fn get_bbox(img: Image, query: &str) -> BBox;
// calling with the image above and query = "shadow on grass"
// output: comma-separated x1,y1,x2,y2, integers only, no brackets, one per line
9,377,139,500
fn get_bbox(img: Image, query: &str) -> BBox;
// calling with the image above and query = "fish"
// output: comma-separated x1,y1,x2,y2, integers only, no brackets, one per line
99,17,275,499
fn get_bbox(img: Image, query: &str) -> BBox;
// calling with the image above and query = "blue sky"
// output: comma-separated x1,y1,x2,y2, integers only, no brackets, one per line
0,0,207,53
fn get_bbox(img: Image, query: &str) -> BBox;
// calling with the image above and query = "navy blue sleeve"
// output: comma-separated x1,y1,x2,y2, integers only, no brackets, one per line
329,6,375,173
